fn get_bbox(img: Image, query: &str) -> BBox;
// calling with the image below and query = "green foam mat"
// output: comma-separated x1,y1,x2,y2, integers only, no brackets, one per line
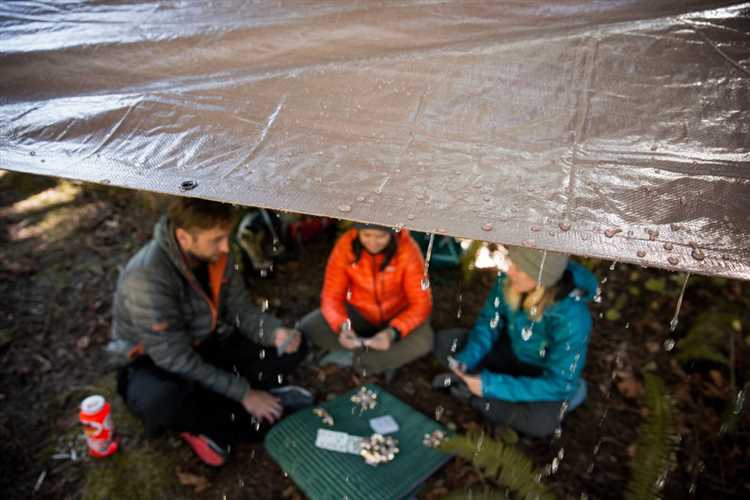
265,384,451,500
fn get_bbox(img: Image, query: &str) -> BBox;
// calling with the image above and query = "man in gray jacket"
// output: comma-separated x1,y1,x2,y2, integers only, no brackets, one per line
109,197,308,466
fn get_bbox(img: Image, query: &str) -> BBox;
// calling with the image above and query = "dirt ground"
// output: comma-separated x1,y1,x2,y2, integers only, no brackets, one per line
1,171,749,500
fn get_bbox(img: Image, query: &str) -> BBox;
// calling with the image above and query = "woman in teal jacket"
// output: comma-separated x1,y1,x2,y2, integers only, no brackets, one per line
433,246,598,437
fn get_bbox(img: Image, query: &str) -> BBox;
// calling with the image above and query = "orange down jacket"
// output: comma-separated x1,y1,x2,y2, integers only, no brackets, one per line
321,228,432,337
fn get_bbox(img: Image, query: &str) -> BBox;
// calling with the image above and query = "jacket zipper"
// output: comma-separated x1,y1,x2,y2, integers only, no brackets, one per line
371,254,384,324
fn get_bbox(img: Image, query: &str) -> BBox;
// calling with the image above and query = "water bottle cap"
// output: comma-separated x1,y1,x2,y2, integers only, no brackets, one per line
81,395,105,415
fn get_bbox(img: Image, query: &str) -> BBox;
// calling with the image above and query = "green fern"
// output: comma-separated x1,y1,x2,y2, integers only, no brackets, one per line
675,312,736,366
625,373,676,500
438,431,554,500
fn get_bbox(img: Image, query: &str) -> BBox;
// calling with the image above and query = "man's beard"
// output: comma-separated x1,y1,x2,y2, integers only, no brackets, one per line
186,250,214,264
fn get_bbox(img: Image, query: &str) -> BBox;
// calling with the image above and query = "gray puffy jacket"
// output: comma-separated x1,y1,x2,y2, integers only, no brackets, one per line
108,216,281,402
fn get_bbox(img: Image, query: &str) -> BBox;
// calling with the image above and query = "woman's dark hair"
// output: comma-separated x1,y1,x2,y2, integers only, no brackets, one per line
351,232,398,270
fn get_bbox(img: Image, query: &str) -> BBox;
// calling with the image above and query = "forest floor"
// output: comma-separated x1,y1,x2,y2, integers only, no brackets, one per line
1,170,748,500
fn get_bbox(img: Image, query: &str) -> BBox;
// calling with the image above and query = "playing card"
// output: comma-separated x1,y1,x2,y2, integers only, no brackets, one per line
369,415,399,434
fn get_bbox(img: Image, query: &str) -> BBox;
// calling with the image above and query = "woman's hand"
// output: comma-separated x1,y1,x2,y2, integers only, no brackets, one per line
273,327,302,354
338,328,361,350
364,329,393,351
452,365,482,396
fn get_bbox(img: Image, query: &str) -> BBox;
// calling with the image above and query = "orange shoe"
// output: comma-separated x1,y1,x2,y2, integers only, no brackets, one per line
179,432,226,467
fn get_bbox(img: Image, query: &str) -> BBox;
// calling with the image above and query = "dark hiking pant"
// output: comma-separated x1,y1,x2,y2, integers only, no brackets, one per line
434,328,563,438
117,331,307,446
299,307,433,374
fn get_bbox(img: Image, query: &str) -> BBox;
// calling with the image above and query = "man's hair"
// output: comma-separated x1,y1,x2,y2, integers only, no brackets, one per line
167,197,235,232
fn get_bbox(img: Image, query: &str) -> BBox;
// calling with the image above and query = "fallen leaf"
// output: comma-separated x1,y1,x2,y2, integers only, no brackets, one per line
282,485,302,500
709,370,724,388
616,374,643,400
645,341,661,353
176,467,210,493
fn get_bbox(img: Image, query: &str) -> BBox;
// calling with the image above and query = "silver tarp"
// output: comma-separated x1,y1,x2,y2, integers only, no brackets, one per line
1,1,749,279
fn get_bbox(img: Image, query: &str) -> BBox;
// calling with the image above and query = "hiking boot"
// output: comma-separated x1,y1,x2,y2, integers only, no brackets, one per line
270,385,314,413
319,350,353,367
431,372,461,391
179,433,226,467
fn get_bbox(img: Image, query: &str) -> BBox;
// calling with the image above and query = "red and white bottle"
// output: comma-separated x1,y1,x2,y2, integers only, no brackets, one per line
79,395,118,458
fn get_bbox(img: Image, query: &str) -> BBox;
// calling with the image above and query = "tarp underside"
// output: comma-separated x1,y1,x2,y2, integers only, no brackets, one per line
1,0,749,279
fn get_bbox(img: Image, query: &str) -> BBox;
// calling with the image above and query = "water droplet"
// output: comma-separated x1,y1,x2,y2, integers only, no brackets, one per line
481,222,493,231
450,338,458,353
521,326,533,341
277,374,283,384
338,204,352,213
559,222,571,232
530,225,542,232
637,250,647,258
482,194,492,202
259,268,269,277
609,261,617,271
489,313,500,329
604,228,621,238
600,277,608,284
435,406,444,420
180,180,198,191
669,318,679,332
663,338,676,351
355,195,365,202
593,288,602,303
690,248,705,261
667,256,679,265
407,214,415,220
494,297,500,308
521,239,535,247
647,228,659,241
420,276,430,290
663,242,674,251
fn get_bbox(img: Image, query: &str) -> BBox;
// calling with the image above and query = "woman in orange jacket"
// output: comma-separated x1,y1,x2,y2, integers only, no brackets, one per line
299,223,433,378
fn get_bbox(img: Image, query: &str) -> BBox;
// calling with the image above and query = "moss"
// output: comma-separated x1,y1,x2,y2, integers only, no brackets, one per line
81,441,176,500
77,376,176,500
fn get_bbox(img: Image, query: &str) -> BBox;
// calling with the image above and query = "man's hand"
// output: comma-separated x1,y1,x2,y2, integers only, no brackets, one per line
364,329,394,351
452,365,482,397
273,327,302,354
242,389,283,423
338,328,361,350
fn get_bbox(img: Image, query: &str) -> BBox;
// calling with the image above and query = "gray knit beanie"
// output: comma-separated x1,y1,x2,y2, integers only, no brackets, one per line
506,246,569,288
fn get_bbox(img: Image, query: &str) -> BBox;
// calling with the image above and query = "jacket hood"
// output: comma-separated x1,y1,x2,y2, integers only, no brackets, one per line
154,215,190,275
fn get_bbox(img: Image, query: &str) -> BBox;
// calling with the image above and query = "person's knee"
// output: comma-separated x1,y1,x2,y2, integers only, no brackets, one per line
433,328,467,362
406,324,434,357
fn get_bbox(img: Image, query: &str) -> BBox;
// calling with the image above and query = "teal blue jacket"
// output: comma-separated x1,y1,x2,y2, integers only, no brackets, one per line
455,262,597,403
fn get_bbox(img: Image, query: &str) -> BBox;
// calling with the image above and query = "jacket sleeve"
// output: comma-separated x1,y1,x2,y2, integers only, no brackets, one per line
480,307,591,402
455,279,503,371
320,235,351,334
388,240,432,336
121,269,250,402
223,262,282,347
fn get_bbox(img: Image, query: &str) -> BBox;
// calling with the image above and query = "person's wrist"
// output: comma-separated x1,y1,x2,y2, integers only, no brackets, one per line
387,326,400,341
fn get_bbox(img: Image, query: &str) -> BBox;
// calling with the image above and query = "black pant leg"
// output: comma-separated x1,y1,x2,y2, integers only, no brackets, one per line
470,396,562,438
120,357,198,438
198,331,308,390
121,356,262,446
